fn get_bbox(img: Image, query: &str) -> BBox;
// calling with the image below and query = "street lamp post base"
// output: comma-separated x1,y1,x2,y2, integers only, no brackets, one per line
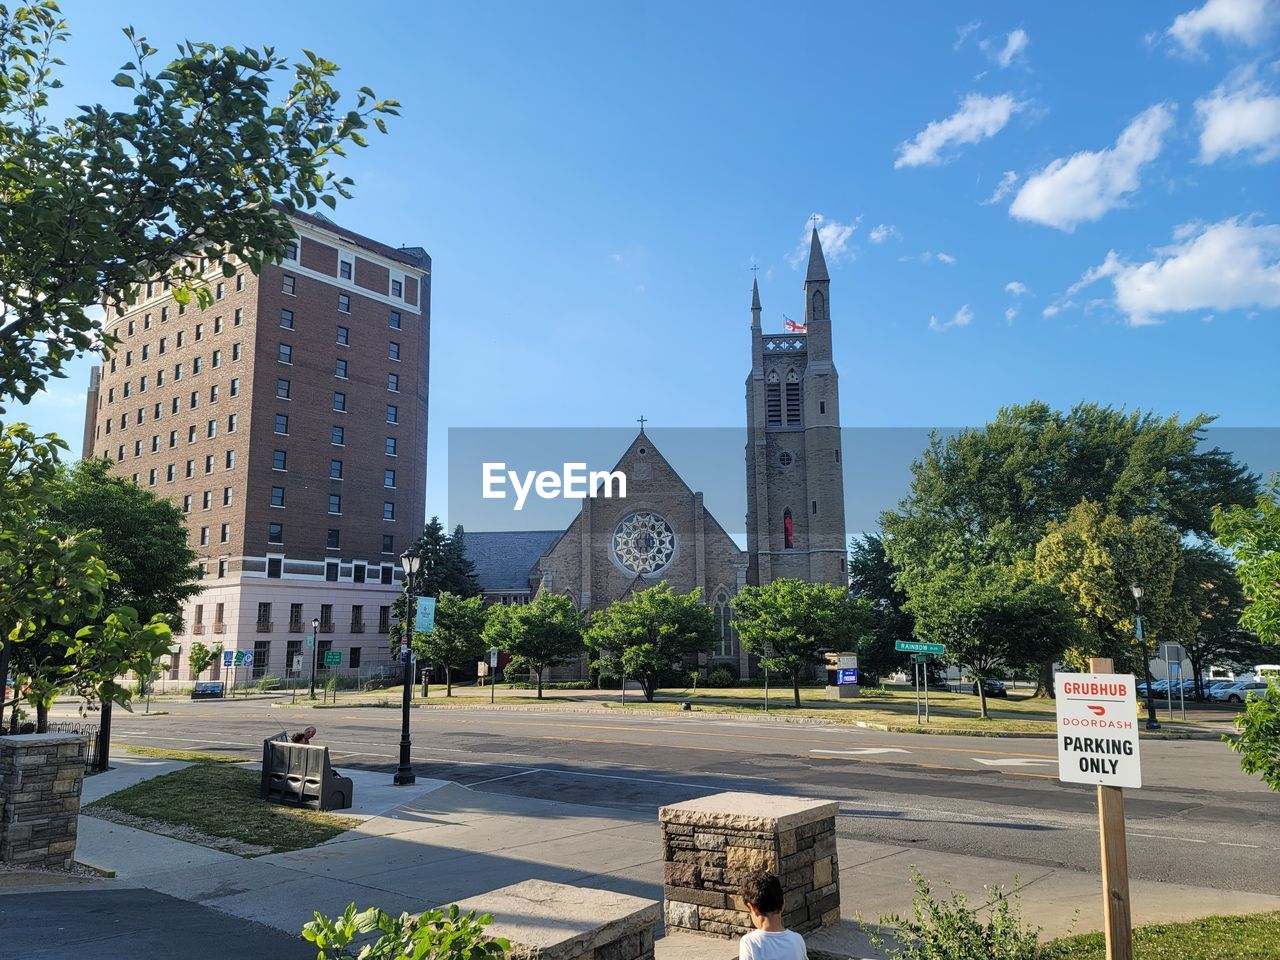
393,770,416,786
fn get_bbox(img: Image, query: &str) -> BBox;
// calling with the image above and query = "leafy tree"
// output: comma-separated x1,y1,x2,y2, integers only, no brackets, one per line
911,566,1077,719
585,583,715,702
0,2,398,406
484,594,584,698
883,402,1257,693
1175,546,1260,700
188,641,220,681
733,578,867,708
1225,679,1280,792
1033,501,1187,673
1214,477,1280,644
389,519,482,649
848,534,914,683
413,592,486,696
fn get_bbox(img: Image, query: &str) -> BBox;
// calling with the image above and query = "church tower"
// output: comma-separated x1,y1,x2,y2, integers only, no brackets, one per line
744,229,847,587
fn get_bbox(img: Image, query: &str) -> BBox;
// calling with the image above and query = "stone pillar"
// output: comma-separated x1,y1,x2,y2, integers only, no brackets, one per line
0,733,87,869
453,880,659,960
660,792,840,938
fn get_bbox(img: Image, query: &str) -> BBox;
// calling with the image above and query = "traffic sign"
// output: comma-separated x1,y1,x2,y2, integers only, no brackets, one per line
222,650,234,667
911,653,931,663
1055,672,1141,789
415,596,437,633
896,640,945,655
233,650,245,666
241,651,254,668
323,650,341,667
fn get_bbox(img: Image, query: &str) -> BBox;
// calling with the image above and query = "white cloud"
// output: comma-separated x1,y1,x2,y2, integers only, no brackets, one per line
869,223,901,243
954,20,982,50
1009,103,1175,232
982,29,1030,68
895,93,1026,168
1070,218,1280,325
1196,67,1280,164
786,214,859,268
1167,0,1277,54
929,304,974,332
936,252,957,264
1005,305,1020,323
982,170,1019,205
1005,280,1029,295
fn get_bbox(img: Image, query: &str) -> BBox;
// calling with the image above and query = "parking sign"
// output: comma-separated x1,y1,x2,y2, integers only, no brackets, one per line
1055,673,1142,789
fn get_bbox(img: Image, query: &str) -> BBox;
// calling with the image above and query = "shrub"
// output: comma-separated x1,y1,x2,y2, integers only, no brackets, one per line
706,666,737,688
302,903,508,960
863,869,1067,960
1225,678,1280,792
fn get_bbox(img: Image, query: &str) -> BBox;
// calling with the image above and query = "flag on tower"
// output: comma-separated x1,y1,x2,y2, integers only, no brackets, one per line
783,317,807,333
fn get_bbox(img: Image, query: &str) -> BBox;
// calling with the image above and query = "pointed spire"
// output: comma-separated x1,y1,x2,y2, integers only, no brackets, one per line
751,276,761,310
805,228,829,283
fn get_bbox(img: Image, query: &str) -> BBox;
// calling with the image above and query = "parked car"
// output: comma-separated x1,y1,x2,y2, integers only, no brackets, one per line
1211,681,1270,704
972,678,1008,698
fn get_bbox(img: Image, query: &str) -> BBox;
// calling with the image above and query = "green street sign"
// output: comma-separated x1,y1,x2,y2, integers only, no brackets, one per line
233,650,246,666
912,653,931,663
896,640,946,655
324,650,342,667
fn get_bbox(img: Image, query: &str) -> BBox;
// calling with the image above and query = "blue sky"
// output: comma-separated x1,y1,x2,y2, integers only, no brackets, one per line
17,1,1280,525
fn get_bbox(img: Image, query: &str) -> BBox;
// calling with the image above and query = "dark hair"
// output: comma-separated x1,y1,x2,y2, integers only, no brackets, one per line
741,871,784,915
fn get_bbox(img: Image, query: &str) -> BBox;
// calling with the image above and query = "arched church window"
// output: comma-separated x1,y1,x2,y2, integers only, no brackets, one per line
612,511,676,574
713,591,736,658
766,371,781,425
812,289,825,321
785,370,801,425
783,508,794,549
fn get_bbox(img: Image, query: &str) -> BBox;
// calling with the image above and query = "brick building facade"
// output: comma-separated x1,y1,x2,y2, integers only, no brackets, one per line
82,211,430,685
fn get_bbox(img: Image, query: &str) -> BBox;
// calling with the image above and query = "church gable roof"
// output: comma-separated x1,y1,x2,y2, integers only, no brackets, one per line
460,529,562,592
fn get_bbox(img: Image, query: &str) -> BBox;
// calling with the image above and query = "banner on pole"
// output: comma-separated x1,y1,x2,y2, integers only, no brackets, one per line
415,596,437,633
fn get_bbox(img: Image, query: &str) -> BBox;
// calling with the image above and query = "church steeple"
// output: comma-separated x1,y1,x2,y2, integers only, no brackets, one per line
750,276,762,331
804,228,829,283
803,228,832,361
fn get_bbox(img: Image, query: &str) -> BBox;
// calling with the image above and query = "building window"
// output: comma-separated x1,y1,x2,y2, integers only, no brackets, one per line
215,281,224,301
386,404,398,424
274,414,288,435
234,308,242,327
382,534,394,554
388,341,400,361
272,449,287,470
217,558,227,578
713,592,736,658
205,454,214,473
276,378,290,399
227,413,237,433
214,316,223,334
378,606,390,633
284,240,298,261
327,529,340,550
338,293,350,313
812,500,818,516
381,564,393,584
325,562,339,582
185,459,194,478
148,468,157,486
387,373,399,392
328,494,341,514
385,437,397,457
225,450,235,469
267,556,282,579
349,647,362,669
233,342,242,361
236,273,244,292
207,419,217,438
353,564,366,585
223,486,233,506
351,603,364,626
282,274,296,295
199,527,209,546
194,323,203,342
331,425,345,446
190,390,198,409
333,392,347,412
281,308,294,330
785,370,801,425
202,490,212,510
278,344,292,365
212,349,222,368
270,486,285,507
330,459,343,480
169,430,177,448
336,326,349,346
268,522,283,544
390,310,401,330
166,464,175,482
335,358,348,379
192,356,202,374
783,508,793,549
219,523,230,544
290,604,303,630
383,502,395,521
390,278,402,298
384,469,395,488
320,604,334,629
182,494,192,513
766,371,781,425
230,377,239,397
257,602,271,628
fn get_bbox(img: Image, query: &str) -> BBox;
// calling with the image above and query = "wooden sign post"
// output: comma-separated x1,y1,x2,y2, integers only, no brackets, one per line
1054,656,1137,960
1090,656,1133,960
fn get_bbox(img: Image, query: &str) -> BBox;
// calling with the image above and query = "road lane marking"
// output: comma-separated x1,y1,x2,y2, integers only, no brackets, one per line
1131,833,1208,843
972,758,1058,767
811,748,911,756
467,769,544,787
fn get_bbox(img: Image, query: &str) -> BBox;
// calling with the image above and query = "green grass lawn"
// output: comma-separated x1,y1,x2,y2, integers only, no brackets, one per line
122,744,251,763
1050,912,1280,958
87,761,358,855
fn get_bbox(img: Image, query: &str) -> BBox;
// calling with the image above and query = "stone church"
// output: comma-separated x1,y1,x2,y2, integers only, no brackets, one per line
462,229,846,679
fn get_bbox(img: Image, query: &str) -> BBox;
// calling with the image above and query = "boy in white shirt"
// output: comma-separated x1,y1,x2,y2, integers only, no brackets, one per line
738,871,808,960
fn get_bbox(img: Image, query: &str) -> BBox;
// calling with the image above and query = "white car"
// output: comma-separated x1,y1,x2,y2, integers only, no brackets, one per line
1211,681,1270,704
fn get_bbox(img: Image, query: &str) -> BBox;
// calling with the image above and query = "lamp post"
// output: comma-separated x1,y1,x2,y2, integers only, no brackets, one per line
1131,583,1160,731
395,551,420,785
309,617,320,700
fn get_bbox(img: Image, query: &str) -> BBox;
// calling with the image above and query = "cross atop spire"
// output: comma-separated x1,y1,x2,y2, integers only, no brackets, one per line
805,225,829,283
637,415,647,434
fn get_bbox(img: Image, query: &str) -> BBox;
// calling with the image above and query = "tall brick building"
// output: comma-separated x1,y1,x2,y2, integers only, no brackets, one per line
463,228,846,679
82,210,430,685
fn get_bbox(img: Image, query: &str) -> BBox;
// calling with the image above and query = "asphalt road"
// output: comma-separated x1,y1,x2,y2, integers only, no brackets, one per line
93,698,1280,896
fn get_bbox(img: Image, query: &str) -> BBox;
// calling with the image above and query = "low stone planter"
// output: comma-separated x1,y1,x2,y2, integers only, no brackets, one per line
453,879,660,960
0,733,87,869
659,791,840,938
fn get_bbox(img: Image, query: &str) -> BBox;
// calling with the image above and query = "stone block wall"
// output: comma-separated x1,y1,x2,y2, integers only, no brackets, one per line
0,733,87,869
660,792,840,938
452,879,659,960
